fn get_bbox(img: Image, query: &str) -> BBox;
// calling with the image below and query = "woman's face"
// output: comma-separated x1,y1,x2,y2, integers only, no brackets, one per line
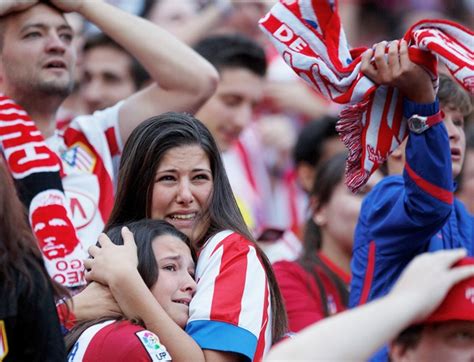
151,145,213,241
314,171,383,253
150,234,196,329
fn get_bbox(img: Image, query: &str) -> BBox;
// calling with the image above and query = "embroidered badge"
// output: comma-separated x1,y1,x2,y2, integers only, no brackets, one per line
61,142,96,173
135,330,171,361
0,320,8,361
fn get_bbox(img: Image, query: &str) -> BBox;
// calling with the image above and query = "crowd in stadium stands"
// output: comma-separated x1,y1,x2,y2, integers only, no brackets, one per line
0,0,472,361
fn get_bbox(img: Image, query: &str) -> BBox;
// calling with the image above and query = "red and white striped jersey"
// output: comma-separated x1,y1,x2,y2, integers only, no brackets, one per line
186,230,272,361
68,320,171,361
45,102,123,287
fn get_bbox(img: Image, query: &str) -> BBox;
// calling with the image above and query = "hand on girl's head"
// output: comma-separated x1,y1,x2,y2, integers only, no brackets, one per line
84,227,139,286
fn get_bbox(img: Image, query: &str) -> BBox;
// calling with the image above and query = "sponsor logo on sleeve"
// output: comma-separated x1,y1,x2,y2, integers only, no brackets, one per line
136,330,172,361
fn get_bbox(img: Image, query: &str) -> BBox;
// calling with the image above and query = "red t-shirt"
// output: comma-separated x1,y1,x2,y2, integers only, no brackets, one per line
273,253,350,332
68,320,171,361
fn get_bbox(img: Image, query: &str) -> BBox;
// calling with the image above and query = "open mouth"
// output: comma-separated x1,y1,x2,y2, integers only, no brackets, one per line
173,299,190,306
451,148,461,158
168,213,197,221
44,60,67,70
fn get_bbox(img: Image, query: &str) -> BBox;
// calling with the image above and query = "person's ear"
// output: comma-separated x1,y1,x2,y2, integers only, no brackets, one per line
389,341,411,362
311,197,327,227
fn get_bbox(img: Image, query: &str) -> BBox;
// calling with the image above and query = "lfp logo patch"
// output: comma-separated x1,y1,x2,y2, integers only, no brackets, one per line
135,330,171,361
0,321,8,361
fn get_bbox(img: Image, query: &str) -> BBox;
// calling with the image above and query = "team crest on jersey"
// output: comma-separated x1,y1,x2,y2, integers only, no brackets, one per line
61,142,96,173
135,330,171,361
0,320,8,360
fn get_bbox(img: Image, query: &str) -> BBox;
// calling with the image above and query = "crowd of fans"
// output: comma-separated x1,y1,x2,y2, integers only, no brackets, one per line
0,0,472,361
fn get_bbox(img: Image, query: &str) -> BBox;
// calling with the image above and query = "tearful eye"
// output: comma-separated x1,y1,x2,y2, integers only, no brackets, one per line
163,265,177,272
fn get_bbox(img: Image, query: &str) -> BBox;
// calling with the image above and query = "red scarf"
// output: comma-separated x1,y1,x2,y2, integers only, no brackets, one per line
260,0,473,191
0,94,81,287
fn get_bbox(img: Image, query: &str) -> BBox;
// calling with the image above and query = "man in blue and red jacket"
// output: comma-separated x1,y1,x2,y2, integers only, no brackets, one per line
349,40,473,359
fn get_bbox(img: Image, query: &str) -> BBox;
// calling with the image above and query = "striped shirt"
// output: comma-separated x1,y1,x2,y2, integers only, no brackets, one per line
186,230,272,361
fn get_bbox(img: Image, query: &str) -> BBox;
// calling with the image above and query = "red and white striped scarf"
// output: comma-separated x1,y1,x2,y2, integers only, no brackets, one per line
259,0,474,191
0,94,81,287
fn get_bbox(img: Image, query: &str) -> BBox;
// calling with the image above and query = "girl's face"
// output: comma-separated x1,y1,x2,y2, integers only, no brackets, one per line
150,234,196,329
314,172,383,253
151,145,213,242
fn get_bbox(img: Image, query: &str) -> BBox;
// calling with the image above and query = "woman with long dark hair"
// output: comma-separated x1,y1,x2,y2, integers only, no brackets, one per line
0,159,67,361
83,112,287,362
273,153,381,332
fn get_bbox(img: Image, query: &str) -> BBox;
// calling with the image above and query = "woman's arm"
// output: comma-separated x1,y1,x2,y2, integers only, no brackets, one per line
266,249,474,361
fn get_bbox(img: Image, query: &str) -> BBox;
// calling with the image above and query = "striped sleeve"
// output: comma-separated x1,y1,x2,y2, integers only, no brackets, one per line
186,231,271,361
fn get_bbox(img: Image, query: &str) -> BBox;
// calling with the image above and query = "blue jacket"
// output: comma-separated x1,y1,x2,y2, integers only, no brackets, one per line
349,108,474,359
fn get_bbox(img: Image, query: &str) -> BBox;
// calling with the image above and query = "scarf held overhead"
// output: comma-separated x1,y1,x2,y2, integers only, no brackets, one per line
259,0,474,192
0,95,83,287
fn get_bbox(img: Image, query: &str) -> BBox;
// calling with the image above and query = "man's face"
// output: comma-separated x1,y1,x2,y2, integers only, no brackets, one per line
0,4,76,99
443,104,467,178
81,45,136,113
196,67,264,152
392,321,474,362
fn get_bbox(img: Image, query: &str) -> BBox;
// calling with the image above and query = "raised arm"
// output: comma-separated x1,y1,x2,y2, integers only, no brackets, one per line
358,40,453,251
266,249,474,361
51,0,219,144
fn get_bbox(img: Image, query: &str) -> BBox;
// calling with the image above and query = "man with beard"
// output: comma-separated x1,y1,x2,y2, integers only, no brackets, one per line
0,0,218,288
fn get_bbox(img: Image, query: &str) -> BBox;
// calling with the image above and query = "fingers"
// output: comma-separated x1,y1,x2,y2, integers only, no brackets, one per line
83,258,93,270
431,248,467,268
88,244,101,258
398,39,410,71
448,265,474,286
360,47,376,80
387,40,400,75
121,227,137,248
97,232,113,248
372,41,389,78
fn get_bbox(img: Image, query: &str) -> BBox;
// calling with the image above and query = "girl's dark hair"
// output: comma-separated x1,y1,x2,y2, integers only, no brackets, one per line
0,159,67,302
66,219,193,351
106,112,287,343
299,153,350,317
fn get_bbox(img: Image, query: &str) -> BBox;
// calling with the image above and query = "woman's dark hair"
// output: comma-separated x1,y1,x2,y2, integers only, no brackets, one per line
66,219,193,351
0,159,67,301
299,153,350,317
106,112,287,342
107,219,195,287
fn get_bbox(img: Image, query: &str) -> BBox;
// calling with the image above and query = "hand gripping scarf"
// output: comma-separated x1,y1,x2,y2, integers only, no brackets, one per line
0,95,82,287
259,0,474,192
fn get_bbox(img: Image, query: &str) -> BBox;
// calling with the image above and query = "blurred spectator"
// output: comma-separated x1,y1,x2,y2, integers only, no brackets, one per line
256,117,346,262
80,34,149,114
143,0,239,46
293,117,345,194
273,153,382,332
193,33,268,230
